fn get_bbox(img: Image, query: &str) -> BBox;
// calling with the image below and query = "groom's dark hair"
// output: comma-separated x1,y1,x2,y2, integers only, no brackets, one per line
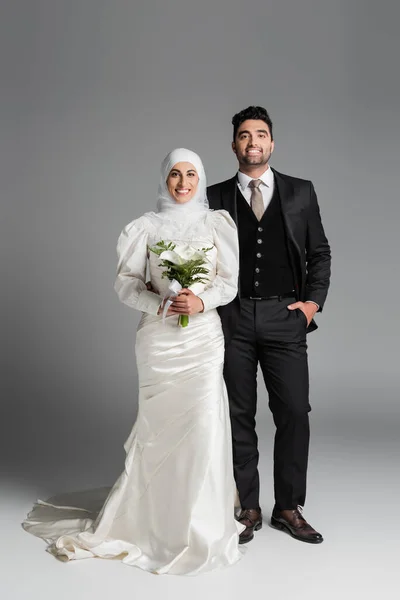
232,106,274,141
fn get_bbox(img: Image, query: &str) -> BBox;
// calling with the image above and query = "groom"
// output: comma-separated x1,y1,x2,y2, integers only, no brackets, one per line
207,106,331,544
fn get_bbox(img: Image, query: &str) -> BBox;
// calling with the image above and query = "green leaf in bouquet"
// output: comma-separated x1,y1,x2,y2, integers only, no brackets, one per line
148,240,176,256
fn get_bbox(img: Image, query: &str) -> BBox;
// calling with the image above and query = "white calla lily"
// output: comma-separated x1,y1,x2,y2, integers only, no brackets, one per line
177,245,208,261
161,245,208,265
159,250,185,265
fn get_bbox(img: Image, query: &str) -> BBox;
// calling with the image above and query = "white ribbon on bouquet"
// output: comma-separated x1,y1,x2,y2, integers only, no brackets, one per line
162,279,183,322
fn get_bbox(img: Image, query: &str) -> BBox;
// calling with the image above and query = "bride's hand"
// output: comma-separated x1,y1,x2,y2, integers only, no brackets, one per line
170,289,204,315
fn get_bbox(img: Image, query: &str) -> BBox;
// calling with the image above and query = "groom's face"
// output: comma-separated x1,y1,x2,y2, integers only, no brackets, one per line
232,119,274,169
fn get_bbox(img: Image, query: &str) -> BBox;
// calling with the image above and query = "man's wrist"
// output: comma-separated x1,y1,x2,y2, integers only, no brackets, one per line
305,300,319,311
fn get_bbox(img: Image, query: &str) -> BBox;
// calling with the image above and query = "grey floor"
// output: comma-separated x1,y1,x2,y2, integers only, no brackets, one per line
2,379,398,600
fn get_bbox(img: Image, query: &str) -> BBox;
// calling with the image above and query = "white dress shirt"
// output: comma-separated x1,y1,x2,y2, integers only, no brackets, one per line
236,166,319,312
237,166,275,210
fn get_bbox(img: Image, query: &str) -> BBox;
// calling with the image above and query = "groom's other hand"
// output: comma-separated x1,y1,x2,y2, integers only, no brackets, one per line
146,281,157,293
287,301,318,326
171,289,205,315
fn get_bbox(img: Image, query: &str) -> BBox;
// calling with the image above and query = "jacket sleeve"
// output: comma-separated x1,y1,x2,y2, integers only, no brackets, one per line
305,182,331,311
114,219,162,315
197,210,239,311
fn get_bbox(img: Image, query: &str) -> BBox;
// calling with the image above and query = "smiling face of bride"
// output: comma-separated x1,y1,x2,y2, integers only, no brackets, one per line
166,162,200,204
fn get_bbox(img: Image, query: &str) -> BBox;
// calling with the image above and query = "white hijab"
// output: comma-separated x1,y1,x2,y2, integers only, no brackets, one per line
156,148,209,216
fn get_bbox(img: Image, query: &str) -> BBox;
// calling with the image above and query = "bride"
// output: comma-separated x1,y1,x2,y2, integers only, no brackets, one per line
23,148,244,575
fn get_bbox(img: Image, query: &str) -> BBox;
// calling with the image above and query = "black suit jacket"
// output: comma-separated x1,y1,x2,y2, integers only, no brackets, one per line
207,168,331,340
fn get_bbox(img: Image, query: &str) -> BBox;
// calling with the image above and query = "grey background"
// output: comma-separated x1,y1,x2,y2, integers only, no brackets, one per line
1,1,399,598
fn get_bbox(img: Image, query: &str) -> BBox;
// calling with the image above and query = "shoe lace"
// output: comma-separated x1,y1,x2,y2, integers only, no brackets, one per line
240,509,258,525
295,505,304,516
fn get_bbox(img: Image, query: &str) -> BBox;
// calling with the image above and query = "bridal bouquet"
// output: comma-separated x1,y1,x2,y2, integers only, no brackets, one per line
149,241,212,327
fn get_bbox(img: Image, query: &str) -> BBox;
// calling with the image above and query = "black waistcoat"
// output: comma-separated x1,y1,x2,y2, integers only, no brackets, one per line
237,183,295,297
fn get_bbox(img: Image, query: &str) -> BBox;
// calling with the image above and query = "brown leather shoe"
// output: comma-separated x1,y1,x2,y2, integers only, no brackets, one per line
237,508,263,544
270,507,323,544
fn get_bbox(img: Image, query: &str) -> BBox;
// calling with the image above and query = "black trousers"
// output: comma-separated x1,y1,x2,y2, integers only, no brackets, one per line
224,297,310,511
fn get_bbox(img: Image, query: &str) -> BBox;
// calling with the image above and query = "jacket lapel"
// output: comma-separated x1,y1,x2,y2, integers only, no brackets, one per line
272,168,301,257
219,176,241,299
220,176,239,225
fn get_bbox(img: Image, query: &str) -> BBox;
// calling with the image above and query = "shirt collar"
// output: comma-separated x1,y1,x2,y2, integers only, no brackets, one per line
237,166,274,191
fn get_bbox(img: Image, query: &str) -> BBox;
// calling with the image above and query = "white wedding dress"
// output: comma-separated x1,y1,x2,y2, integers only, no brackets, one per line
23,209,245,575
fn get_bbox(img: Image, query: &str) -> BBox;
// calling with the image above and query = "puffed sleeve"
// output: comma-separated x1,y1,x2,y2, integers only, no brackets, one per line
197,210,239,312
114,218,162,315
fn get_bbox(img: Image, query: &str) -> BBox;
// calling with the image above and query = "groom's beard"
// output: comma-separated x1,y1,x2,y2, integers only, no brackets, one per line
239,149,272,168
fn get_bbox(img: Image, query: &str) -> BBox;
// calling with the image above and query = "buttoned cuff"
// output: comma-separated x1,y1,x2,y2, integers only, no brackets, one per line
197,289,213,312
136,290,162,315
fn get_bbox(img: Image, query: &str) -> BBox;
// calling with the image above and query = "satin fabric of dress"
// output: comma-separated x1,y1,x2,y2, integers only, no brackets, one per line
23,210,244,575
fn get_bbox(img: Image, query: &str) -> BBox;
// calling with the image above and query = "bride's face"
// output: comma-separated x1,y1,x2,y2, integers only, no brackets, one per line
166,162,199,204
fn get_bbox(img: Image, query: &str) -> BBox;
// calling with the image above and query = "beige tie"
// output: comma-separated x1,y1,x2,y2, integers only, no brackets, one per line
249,179,264,221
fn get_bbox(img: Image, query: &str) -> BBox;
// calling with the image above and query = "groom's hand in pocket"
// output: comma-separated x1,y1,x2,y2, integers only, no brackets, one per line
170,289,204,315
287,301,317,326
